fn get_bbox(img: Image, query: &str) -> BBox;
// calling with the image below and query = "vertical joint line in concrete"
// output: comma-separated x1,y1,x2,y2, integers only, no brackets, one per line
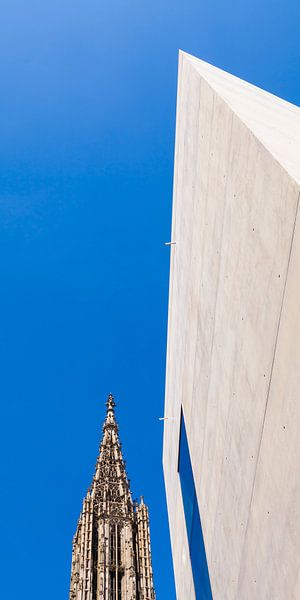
236,188,300,596
261,188,300,438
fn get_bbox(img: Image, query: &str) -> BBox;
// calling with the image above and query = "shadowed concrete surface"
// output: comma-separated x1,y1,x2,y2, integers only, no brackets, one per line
163,52,300,600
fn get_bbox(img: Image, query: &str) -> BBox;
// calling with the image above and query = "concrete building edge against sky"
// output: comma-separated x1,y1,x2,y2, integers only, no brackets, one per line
163,51,300,599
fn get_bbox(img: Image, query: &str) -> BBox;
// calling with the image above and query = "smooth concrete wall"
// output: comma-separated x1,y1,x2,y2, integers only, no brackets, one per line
163,52,300,600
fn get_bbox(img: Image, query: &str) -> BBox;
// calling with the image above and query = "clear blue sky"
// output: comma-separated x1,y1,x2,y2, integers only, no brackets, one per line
0,2,299,599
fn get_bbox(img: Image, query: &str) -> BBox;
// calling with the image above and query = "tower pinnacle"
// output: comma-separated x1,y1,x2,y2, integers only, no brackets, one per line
103,392,117,430
69,394,155,600
105,392,116,412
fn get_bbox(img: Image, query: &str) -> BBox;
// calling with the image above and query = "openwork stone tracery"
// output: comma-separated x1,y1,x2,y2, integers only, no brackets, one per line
69,394,155,600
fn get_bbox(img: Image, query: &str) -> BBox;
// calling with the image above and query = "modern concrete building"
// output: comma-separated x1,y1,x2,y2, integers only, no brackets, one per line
69,394,155,600
163,52,300,599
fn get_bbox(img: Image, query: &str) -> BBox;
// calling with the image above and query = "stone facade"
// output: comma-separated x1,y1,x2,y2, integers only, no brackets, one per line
69,394,155,600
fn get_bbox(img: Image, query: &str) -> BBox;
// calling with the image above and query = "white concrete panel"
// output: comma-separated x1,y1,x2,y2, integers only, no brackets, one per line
185,52,300,186
163,52,300,599
236,198,300,600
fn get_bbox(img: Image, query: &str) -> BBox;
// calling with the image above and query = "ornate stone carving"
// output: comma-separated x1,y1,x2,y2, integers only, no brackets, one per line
69,394,155,600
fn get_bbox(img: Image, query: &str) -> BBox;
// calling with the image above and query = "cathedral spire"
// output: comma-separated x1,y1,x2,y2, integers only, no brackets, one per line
103,392,118,430
69,394,155,600
92,393,132,517
106,392,115,412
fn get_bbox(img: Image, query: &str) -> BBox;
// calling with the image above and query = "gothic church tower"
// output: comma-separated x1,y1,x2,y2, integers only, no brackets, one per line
69,394,155,600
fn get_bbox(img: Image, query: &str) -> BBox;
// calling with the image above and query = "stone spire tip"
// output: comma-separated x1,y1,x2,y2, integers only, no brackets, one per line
105,392,116,415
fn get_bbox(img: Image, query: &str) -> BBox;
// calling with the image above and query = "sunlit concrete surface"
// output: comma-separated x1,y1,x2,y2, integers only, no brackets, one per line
163,51,300,600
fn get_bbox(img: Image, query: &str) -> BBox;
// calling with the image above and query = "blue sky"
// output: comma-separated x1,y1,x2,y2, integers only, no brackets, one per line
0,2,299,599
